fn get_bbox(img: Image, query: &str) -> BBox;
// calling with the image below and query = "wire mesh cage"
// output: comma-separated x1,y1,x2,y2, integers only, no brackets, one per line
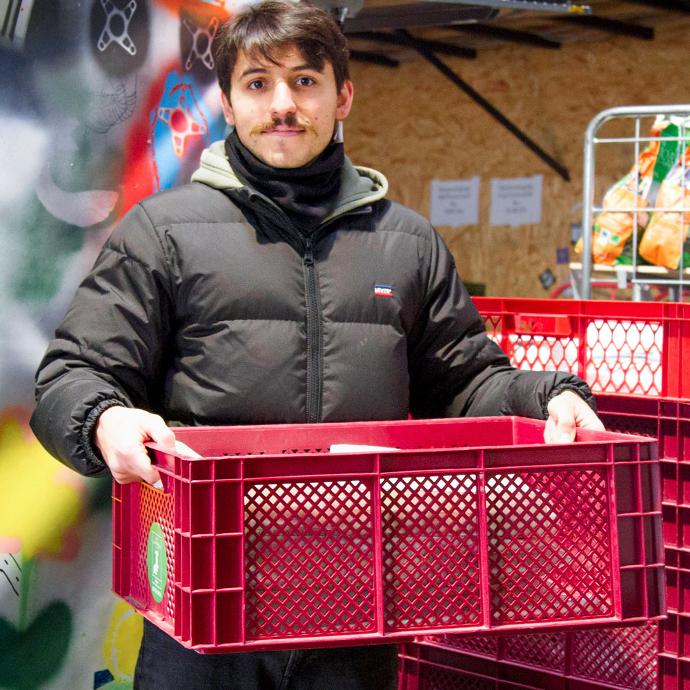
575,105,690,301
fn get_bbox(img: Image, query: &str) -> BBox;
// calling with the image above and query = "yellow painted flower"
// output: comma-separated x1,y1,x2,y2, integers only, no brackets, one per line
102,600,143,683
0,416,85,559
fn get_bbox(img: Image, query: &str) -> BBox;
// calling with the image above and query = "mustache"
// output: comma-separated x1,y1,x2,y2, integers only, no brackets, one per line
250,113,316,135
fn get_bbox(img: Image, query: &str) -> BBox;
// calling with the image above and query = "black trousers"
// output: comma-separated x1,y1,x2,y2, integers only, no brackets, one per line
134,620,399,690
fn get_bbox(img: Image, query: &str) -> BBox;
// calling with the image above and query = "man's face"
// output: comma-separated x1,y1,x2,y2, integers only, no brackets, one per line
221,45,354,169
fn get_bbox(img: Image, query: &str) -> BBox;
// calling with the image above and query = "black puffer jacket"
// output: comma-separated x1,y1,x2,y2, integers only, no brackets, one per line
31,142,593,476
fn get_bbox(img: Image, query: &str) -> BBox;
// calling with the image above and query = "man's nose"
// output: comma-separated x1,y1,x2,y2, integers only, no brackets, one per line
270,81,297,117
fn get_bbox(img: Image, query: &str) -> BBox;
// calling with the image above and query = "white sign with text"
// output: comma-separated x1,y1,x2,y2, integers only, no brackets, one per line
490,175,543,227
430,177,480,227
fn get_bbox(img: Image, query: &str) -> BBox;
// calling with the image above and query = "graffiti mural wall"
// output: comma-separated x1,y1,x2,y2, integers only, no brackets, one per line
0,1,235,687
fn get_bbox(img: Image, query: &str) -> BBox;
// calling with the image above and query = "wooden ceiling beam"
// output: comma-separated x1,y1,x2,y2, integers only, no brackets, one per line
617,0,690,13
449,23,561,48
342,2,496,32
554,14,654,39
393,29,571,181
349,49,400,67
349,29,477,58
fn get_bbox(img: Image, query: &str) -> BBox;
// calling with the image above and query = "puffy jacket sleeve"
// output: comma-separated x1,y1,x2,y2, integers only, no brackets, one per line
29,203,174,476
408,228,594,420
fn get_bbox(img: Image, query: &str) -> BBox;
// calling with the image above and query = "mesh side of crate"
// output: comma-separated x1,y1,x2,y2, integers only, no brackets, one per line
132,484,175,621
423,632,567,671
482,309,580,374
502,632,567,671
481,309,666,396
571,623,659,690
486,469,613,624
586,320,664,396
381,474,482,631
434,635,499,657
508,335,580,373
243,479,376,640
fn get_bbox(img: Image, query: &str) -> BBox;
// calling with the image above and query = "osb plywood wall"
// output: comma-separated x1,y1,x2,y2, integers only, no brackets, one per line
346,20,690,297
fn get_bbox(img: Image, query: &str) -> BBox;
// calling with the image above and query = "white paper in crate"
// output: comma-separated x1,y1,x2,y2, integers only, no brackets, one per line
329,444,399,453
174,439,202,458
151,439,202,489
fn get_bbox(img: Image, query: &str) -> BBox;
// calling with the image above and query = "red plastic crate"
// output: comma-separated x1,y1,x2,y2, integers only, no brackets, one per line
663,506,690,552
112,417,662,653
401,630,660,690
410,395,690,690
591,395,690,565
659,654,690,690
665,548,690,614
474,297,690,398
421,624,659,689
659,554,690,690
416,619,690,690
660,611,690,659
399,643,550,689
593,396,690,506
594,397,690,463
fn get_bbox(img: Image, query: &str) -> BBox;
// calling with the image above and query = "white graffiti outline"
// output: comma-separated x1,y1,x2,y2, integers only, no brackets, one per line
1,554,21,597
97,0,138,56
85,77,138,134
182,15,219,71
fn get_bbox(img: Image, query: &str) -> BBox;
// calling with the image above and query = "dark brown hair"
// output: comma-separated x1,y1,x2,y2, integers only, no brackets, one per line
214,0,350,97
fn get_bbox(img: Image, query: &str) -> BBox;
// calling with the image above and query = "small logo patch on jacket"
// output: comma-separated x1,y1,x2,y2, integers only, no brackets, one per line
374,284,393,298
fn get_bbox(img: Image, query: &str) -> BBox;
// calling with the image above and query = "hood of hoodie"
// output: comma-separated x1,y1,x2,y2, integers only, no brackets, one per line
191,139,389,223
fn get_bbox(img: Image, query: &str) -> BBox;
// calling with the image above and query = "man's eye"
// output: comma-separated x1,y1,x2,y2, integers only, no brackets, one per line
248,80,264,90
296,76,315,87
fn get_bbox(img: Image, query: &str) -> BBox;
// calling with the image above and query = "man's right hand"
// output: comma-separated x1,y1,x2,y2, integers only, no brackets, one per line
95,406,176,485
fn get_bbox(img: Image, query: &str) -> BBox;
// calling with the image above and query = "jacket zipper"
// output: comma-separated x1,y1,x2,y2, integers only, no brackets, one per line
230,190,373,423
299,214,372,423
303,237,322,423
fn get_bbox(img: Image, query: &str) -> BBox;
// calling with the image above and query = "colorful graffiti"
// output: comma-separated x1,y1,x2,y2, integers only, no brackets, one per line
0,1,235,686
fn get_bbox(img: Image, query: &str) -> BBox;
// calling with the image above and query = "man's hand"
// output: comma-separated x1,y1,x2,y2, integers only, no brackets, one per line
95,406,176,485
544,390,605,444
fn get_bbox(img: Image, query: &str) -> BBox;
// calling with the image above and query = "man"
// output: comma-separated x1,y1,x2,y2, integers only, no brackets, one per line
30,1,603,688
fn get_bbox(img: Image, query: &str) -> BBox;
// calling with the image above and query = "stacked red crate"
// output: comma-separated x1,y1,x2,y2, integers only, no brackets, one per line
400,624,659,690
474,297,690,399
575,395,690,690
399,298,690,690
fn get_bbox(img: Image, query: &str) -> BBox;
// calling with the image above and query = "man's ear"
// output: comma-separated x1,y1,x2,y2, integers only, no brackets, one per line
335,80,354,121
220,91,235,126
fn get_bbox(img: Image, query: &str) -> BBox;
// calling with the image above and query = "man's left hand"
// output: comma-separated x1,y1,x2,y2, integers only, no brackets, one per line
544,390,605,444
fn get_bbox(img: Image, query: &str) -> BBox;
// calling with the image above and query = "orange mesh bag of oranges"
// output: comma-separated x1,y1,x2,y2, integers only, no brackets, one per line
576,118,685,265
639,145,690,269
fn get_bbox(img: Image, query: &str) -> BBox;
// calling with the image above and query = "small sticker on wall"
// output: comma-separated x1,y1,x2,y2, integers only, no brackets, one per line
570,223,582,244
147,522,168,603
539,268,556,290
556,247,570,265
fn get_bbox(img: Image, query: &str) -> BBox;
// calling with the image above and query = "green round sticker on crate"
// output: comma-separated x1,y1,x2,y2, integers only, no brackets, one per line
147,522,168,603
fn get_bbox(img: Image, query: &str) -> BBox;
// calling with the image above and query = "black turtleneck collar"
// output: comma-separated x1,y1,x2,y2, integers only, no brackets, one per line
224,129,344,235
